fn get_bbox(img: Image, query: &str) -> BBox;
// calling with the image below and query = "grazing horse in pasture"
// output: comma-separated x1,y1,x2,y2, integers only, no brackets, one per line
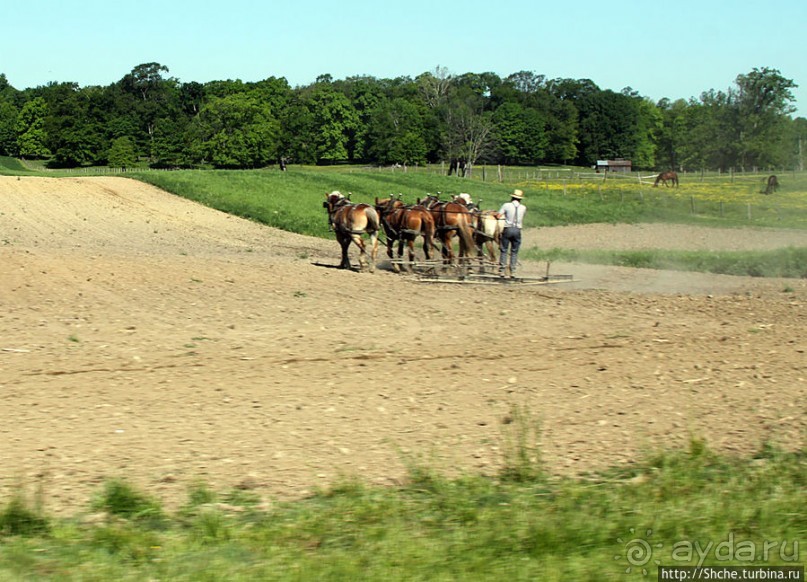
762,174,779,195
374,195,436,272
418,194,476,266
323,191,380,272
654,171,679,187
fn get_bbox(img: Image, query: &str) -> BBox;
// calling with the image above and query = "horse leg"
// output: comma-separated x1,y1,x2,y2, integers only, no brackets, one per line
368,232,378,273
396,238,406,272
422,232,432,262
443,233,455,265
338,233,352,270
405,238,416,273
387,237,400,273
351,234,367,272
487,240,497,263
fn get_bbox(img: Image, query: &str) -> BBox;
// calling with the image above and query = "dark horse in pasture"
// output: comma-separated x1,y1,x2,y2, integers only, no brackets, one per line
654,171,679,187
762,175,779,195
323,191,380,272
418,194,477,266
374,196,436,272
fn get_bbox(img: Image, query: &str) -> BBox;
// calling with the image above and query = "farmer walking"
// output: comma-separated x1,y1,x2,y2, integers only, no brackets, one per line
498,189,526,278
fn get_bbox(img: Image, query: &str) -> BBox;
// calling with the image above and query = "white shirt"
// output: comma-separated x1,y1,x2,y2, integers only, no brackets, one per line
499,200,526,229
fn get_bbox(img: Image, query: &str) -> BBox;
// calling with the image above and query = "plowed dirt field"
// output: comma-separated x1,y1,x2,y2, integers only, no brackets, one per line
1,176,805,515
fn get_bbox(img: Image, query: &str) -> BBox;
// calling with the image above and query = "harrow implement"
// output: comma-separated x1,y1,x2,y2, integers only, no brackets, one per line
389,257,576,286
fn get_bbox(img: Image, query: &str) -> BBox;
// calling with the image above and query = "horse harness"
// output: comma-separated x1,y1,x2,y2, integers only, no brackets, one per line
326,197,373,236
379,205,423,241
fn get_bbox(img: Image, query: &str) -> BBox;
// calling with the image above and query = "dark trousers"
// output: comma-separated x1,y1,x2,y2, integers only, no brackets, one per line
499,227,522,273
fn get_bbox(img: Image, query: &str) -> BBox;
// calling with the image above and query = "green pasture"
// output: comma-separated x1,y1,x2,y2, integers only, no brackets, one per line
3,158,807,277
130,165,807,233
0,156,30,174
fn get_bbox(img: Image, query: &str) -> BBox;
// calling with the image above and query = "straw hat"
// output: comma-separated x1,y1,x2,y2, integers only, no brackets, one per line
511,189,524,200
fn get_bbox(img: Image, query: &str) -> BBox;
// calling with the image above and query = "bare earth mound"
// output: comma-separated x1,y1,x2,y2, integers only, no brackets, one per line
1,176,805,515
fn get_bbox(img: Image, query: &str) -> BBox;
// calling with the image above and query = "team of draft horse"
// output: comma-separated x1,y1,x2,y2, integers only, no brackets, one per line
323,191,504,273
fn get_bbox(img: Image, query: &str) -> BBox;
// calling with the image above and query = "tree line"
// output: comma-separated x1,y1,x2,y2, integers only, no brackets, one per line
0,63,803,173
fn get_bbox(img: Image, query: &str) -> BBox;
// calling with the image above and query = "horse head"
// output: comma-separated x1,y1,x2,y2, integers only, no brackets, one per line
324,191,349,218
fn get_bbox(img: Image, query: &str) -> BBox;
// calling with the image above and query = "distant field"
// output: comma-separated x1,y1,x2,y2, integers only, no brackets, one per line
3,157,805,234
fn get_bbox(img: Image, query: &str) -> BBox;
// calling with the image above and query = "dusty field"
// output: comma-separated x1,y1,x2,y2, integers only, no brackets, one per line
1,176,805,515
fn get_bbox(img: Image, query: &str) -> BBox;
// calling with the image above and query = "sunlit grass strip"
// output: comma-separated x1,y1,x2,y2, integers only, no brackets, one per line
523,246,807,278
0,442,803,581
0,156,31,174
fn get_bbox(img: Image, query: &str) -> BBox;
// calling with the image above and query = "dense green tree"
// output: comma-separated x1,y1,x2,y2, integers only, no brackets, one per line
0,100,19,156
16,97,50,159
656,98,688,170
179,81,205,116
332,76,385,161
491,101,548,165
787,116,807,171
278,97,316,165
495,72,576,165
0,65,800,172
505,71,546,95
307,85,359,164
681,90,737,171
542,97,578,164
733,67,797,169
188,93,279,168
117,63,181,163
366,98,427,165
107,136,137,168
42,83,106,167
572,88,657,168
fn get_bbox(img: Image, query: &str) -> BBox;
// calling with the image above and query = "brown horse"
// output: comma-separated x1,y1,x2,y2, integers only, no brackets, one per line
375,196,436,272
418,194,476,266
451,195,504,264
654,171,679,187
323,191,380,272
762,175,779,195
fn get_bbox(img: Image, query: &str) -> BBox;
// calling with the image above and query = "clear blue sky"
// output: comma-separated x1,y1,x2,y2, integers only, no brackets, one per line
3,0,805,116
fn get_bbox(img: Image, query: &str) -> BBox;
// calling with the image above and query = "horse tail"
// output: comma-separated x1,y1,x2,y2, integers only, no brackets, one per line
365,206,380,234
456,215,476,258
422,211,436,258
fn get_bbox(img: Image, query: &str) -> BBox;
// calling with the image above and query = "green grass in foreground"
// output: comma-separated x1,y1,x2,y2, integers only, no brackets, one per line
0,434,804,581
524,246,807,279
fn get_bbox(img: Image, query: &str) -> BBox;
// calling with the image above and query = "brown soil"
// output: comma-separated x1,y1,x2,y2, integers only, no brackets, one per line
1,176,805,515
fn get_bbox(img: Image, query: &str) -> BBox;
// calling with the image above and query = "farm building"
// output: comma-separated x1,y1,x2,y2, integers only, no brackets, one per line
596,159,632,173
